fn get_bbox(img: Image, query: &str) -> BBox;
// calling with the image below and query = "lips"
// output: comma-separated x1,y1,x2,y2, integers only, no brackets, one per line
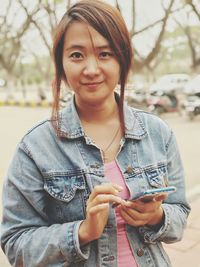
81,81,103,86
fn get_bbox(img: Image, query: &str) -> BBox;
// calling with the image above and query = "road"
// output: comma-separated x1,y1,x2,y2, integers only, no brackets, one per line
0,106,200,266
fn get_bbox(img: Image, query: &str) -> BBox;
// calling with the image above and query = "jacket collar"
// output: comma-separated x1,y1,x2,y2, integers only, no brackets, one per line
57,96,147,140
124,102,147,140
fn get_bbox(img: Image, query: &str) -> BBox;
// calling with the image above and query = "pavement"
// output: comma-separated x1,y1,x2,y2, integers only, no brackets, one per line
164,195,200,267
0,88,52,108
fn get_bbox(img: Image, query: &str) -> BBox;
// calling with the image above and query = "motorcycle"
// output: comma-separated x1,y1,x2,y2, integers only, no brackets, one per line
183,93,200,120
147,91,180,115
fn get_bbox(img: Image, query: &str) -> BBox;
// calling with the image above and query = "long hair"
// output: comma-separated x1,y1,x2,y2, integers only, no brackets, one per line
52,0,133,136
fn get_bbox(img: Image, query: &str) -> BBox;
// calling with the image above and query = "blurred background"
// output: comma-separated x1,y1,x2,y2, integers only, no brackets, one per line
0,0,200,266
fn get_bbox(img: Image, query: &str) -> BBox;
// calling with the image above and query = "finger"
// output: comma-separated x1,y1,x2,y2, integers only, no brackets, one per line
121,203,162,225
120,205,149,221
88,194,126,210
110,183,124,192
140,193,168,203
124,199,161,213
154,193,168,202
88,203,109,215
89,183,123,201
119,208,148,227
95,183,123,193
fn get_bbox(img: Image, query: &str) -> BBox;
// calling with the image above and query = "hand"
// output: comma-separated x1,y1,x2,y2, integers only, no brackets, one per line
78,183,125,245
118,194,167,227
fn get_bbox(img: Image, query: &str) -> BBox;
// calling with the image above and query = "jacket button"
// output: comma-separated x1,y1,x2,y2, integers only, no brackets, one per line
137,248,144,257
126,165,133,173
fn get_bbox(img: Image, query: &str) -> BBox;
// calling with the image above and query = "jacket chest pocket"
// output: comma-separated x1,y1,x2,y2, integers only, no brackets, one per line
123,163,168,200
43,172,89,223
144,163,168,188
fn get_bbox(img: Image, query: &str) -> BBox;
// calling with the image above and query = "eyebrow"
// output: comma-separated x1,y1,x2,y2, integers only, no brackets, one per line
65,44,112,51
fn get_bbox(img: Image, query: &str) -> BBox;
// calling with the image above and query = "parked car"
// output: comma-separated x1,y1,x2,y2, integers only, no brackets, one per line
182,93,200,120
147,91,180,115
149,74,190,94
124,83,148,109
183,75,200,95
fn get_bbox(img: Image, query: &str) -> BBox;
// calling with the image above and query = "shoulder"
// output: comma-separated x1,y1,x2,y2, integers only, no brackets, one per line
22,119,53,140
127,106,173,141
136,108,170,129
19,118,56,153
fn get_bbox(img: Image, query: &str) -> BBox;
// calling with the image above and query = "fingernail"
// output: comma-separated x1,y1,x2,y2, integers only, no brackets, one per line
117,187,123,192
121,199,128,206
113,184,123,191
112,198,126,208
123,200,134,207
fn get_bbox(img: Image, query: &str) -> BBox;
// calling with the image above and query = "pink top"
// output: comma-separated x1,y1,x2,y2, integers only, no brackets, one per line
104,161,138,267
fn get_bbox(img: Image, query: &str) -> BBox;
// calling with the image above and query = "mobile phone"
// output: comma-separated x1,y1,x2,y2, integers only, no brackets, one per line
112,186,176,208
133,186,176,202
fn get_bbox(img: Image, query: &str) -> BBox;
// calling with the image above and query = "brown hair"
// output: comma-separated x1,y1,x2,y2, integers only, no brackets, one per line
52,0,133,135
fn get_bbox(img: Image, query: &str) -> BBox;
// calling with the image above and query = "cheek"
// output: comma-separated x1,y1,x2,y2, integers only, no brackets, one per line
63,65,76,83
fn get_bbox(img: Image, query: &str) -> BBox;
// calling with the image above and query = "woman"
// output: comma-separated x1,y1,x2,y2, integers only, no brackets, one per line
1,1,190,266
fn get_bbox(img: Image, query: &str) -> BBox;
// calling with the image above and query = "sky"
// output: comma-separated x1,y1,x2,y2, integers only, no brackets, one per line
1,0,167,32
65,0,165,31
1,0,199,60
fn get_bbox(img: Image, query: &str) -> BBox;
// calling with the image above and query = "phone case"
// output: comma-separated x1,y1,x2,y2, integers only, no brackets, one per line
133,186,176,201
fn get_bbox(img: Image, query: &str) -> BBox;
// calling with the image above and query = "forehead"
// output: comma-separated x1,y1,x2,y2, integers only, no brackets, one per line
63,21,110,48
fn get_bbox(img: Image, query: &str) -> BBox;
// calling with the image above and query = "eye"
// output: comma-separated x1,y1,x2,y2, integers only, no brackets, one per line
69,52,83,60
99,51,114,59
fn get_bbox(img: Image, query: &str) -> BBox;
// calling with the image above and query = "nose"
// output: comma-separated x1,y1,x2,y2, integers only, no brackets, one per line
83,56,100,77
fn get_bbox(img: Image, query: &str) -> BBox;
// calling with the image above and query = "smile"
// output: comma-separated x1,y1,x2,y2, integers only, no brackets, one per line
80,81,104,89
81,81,103,86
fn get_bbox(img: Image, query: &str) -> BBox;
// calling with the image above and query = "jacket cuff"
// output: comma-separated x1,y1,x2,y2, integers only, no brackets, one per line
138,205,170,244
60,221,90,263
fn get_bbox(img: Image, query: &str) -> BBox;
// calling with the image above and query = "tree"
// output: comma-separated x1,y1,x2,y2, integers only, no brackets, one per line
1,0,200,87
135,0,176,72
0,0,40,81
186,0,200,70
116,0,177,73
17,0,71,84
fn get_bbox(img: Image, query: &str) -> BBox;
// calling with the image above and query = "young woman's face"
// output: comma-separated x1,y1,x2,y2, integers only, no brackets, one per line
62,22,120,106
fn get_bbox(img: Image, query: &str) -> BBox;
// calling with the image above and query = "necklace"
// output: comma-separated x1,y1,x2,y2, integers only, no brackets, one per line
102,125,120,162
81,117,121,162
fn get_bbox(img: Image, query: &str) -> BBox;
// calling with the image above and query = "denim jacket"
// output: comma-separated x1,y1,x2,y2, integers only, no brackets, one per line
1,97,190,267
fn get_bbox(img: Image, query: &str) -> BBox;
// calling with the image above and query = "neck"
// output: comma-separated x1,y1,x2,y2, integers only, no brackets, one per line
76,96,119,124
